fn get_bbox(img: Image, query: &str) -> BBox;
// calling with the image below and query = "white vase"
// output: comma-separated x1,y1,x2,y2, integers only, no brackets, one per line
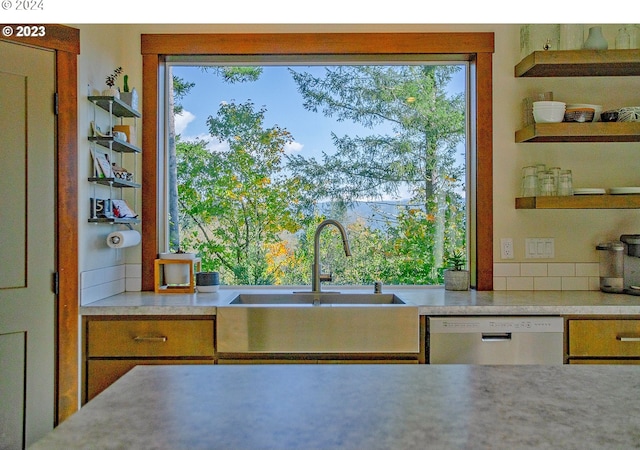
159,252,196,285
583,26,608,50
120,87,138,110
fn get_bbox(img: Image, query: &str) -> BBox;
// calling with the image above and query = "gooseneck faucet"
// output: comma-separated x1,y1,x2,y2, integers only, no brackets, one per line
312,219,352,293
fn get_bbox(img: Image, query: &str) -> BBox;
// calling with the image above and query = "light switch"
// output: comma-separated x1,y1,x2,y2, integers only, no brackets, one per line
525,238,554,259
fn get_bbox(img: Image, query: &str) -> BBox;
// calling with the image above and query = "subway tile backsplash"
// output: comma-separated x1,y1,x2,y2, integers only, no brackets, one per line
80,263,142,305
493,262,599,291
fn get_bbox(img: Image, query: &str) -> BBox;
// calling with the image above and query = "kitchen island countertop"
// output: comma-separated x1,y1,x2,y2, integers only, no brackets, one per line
80,286,640,316
31,364,640,449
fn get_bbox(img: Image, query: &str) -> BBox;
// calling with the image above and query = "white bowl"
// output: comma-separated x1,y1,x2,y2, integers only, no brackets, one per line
566,104,603,122
533,105,566,123
197,285,219,293
533,101,566,108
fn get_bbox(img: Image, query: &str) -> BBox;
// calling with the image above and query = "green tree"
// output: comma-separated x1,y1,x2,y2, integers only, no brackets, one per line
169,67,262,252
168,75,196,250
177,101,310,285
287,65,466,281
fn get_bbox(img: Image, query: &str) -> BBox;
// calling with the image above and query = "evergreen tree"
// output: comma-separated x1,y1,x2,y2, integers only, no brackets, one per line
287,65,467,278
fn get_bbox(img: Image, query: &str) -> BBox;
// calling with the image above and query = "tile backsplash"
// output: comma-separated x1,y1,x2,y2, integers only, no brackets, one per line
80,263,141,305
493,262,599,291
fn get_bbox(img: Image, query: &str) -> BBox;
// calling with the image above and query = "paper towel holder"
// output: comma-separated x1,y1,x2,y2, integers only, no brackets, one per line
106,223,136,248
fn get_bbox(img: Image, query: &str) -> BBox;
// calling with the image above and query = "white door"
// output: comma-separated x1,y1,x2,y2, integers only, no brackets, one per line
0,40,56,449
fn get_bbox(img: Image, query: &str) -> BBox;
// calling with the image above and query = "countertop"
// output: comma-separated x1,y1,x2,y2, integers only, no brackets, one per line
80,286,640,316
31,364,640,449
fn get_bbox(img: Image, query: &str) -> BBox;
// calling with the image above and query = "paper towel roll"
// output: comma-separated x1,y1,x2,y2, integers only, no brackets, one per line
107,230,141,249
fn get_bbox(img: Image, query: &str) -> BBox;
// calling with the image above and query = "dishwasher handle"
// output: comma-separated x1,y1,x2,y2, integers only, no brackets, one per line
481,332,512,342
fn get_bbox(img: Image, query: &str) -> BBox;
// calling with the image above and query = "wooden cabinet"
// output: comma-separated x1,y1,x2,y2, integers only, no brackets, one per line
566,318,640,364
514,50,640,210
83,316,215,403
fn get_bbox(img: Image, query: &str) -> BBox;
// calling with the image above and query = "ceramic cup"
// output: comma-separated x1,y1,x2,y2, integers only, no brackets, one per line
196,271,220,293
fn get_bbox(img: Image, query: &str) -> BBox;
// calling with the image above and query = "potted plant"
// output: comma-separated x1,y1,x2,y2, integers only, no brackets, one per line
102,67,122,98
119,74,139,111
443,251,469,291
158,248,197,286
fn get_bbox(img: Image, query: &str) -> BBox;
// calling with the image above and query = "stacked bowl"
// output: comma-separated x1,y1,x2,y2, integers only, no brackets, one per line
533,101,566,123
566,103,602,122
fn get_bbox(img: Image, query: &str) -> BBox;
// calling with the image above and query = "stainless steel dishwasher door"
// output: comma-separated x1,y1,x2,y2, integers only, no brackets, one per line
429,317,564,365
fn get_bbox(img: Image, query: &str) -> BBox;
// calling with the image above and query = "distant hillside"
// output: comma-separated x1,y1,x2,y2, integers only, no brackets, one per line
317,199,415,230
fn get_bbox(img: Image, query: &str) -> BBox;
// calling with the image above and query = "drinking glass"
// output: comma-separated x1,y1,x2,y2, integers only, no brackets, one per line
521,174,538,197
557,170,573,196
539,172,556,196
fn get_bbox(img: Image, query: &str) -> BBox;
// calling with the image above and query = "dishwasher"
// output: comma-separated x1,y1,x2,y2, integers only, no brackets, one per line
429,316,564,365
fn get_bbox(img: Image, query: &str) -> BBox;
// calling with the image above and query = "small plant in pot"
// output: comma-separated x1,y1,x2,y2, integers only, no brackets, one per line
444,251,469,291
103,66,122,98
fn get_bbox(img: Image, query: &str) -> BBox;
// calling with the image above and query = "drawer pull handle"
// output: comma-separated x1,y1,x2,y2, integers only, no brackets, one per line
616,336,640,342
481,332,512,342
133,336,168,342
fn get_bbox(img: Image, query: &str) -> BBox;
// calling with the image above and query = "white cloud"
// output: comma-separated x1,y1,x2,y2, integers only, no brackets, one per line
207,138,230,153
174,110,195,135
180,131,230,153
284,141,304,154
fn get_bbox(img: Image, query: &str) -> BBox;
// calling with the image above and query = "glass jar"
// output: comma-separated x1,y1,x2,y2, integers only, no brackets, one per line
616,27,631,50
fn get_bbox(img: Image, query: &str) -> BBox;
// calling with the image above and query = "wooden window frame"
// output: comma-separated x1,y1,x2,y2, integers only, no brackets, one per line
140,32,494,290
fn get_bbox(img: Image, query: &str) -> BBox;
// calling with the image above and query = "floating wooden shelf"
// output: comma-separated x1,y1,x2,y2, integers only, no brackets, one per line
516,195,640,209
515,122,640,143
515,50,640,77
88,95,141,118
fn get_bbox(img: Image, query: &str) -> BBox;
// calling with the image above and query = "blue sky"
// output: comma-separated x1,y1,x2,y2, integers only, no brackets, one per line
172,64,466,164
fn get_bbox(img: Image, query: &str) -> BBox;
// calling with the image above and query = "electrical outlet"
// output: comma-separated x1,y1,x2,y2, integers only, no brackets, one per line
500,238,514,259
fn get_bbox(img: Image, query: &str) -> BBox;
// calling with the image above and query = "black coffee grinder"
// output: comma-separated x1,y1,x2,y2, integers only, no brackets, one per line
620,234,640,295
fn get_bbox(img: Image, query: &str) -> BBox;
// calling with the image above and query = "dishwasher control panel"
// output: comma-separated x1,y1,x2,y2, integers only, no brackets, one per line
429,316,564,333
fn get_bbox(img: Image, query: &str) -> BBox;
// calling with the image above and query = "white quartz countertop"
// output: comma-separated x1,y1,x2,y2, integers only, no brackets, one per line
31,364,640,449
80,286,640,316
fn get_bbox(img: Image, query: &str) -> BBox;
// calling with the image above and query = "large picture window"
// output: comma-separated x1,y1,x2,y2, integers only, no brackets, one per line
140,32,494,290
168,62,468,286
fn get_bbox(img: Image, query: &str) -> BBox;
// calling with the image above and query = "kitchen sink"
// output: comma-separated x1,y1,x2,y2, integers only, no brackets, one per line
229,292,407,305
217,292,419,354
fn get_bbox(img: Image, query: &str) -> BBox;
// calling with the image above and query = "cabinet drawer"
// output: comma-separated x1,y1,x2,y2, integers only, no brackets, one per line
568,319,640,357
568,359,640,365
87,318,214,357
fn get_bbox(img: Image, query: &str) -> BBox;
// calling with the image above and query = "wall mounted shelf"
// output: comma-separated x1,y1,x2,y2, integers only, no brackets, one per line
88,136,141,153
515,122,640,143
87,95,140,224
88,177,141,189
515,49,640,77
88,95,141,118
515,49,640,211
516,195,640,209
88,217,140,224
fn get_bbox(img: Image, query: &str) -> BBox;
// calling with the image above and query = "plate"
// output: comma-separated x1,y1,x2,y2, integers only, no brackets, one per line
573,188,606,195
609,187,640,195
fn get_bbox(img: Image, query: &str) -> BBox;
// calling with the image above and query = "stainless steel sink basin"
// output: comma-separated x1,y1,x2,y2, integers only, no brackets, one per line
229,292,406,305
217,292,419,354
